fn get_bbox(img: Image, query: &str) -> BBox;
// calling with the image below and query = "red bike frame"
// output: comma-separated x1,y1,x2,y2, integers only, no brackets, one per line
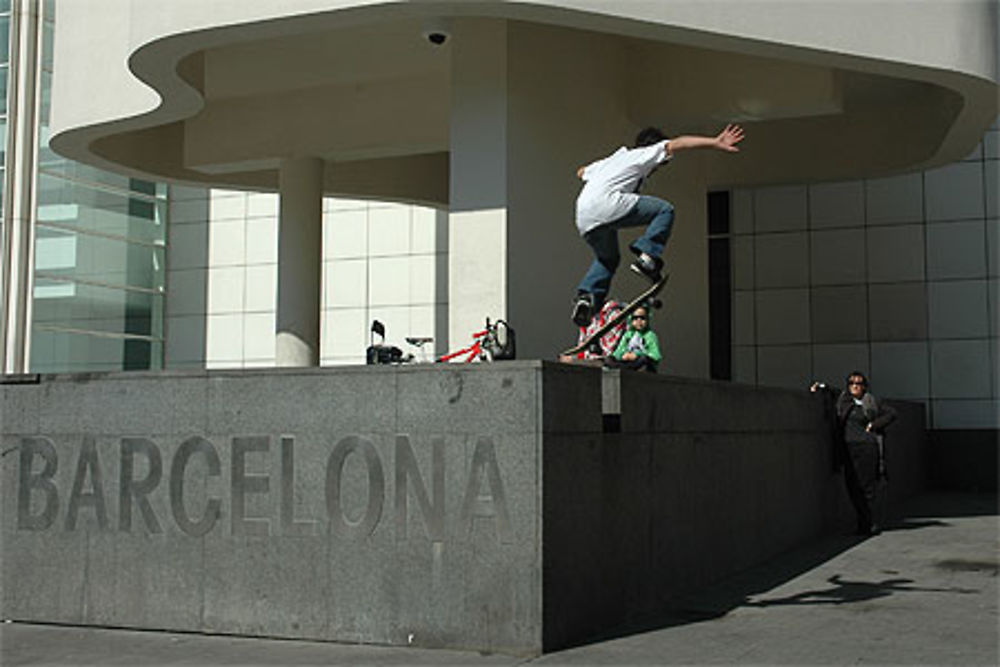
437,328,489,363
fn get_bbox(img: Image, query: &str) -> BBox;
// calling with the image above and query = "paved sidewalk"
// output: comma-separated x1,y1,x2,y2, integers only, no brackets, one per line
3,492,997,666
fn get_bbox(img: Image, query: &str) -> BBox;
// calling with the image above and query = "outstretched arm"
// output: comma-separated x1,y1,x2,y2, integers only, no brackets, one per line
666,124,744,157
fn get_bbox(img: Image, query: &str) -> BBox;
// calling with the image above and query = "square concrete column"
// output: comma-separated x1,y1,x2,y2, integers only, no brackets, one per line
447,21,715,367
276,157,323,366
447,20,637,359
447,19,508,349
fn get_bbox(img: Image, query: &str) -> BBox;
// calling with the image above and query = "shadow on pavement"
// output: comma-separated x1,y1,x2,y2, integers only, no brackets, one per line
743,573,979,607
568,532,871,647
883,518,950,531
571,492,997,649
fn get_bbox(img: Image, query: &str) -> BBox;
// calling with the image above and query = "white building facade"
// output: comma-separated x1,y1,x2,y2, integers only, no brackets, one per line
1,1,997,480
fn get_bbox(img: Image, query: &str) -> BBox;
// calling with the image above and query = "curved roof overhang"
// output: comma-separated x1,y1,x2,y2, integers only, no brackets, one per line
50,1,999,204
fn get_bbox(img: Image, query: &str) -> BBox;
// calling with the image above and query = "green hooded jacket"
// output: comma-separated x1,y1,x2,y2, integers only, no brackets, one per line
612,312,662,362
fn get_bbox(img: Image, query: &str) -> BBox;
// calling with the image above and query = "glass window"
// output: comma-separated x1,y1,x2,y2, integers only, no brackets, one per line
0,16,9,67
0,65,7,116
0,1,10,14
32,277,162,338
37,123,59,170
39,69,50,123
41,20,53,69
30,328,163,373
35,224,165,292
37,173,166,245
38,161,166,198
29,0,169,375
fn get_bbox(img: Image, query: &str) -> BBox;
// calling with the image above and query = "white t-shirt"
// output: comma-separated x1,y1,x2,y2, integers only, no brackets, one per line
575,140,671,235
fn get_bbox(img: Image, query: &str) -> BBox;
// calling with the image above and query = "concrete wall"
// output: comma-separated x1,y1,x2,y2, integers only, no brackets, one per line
543,370,926,650
1,364,927,655
1,364,547,654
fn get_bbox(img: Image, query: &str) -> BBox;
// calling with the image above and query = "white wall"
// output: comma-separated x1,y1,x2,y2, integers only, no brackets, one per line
165,188,447,369
322,198,447,364
729,116,999,430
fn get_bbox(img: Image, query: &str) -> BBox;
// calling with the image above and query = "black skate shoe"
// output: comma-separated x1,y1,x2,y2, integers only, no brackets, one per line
571,293,595,327
629,252,664,283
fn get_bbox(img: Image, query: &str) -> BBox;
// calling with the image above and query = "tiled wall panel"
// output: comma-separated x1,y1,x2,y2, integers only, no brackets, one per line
926,221,987,280
754,233,809,287
927,281,989,339
754,185,808,232
728,116,999,429
810,286,867,343
808,181,865,229
868,283,927,341
194,192,447,368
865,173,923,225
755,289,810,345
866,225,925,283
810,228,866,285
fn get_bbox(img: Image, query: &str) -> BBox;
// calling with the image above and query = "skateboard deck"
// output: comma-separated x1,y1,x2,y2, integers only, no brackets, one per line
561,273,669,357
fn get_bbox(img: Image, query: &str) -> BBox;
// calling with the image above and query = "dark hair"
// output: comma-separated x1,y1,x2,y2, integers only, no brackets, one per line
634,127,667,148
846,371,868,387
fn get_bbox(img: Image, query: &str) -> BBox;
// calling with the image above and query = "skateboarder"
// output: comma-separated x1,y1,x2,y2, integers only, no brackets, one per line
571,124,745,326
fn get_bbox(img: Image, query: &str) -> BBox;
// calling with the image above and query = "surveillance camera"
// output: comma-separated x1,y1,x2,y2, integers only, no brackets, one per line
425,31,449,46
422,18,451,46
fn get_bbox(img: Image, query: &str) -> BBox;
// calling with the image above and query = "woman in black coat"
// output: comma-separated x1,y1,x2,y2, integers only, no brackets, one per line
812,371,897,535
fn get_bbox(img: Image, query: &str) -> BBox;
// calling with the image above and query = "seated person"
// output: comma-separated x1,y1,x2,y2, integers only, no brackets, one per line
604,305,660,372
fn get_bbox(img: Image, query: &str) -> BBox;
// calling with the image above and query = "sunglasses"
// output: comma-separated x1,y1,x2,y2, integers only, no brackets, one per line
633,314,647,320
848,380,866,386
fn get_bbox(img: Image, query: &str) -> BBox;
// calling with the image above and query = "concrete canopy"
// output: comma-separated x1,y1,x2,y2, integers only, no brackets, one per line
51,0,999,202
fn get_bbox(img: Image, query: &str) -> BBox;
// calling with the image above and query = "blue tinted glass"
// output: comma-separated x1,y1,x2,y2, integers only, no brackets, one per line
0,16,9,67
41,21,53,68
30,327,163,373
38,161,166,199
37,173,166,244
35,223,166,292
39,70,50,123
33,276,163,338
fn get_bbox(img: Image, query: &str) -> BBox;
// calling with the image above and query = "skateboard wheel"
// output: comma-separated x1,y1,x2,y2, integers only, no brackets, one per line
651,299,663,309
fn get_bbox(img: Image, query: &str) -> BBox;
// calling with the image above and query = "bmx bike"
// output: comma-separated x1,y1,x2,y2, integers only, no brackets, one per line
433,317,515,363
368,317,515,365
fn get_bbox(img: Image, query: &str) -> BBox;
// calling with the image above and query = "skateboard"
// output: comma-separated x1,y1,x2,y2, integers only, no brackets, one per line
561,273,669,357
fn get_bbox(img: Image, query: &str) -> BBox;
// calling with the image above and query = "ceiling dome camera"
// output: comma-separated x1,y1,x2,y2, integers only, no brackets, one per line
422,18,451,47
426,31,448,45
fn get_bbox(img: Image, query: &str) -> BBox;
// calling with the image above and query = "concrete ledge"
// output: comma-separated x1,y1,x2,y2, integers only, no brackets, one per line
1,364,927,655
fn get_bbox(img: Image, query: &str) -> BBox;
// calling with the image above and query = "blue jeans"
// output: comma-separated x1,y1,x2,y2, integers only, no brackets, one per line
576,195,675,302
